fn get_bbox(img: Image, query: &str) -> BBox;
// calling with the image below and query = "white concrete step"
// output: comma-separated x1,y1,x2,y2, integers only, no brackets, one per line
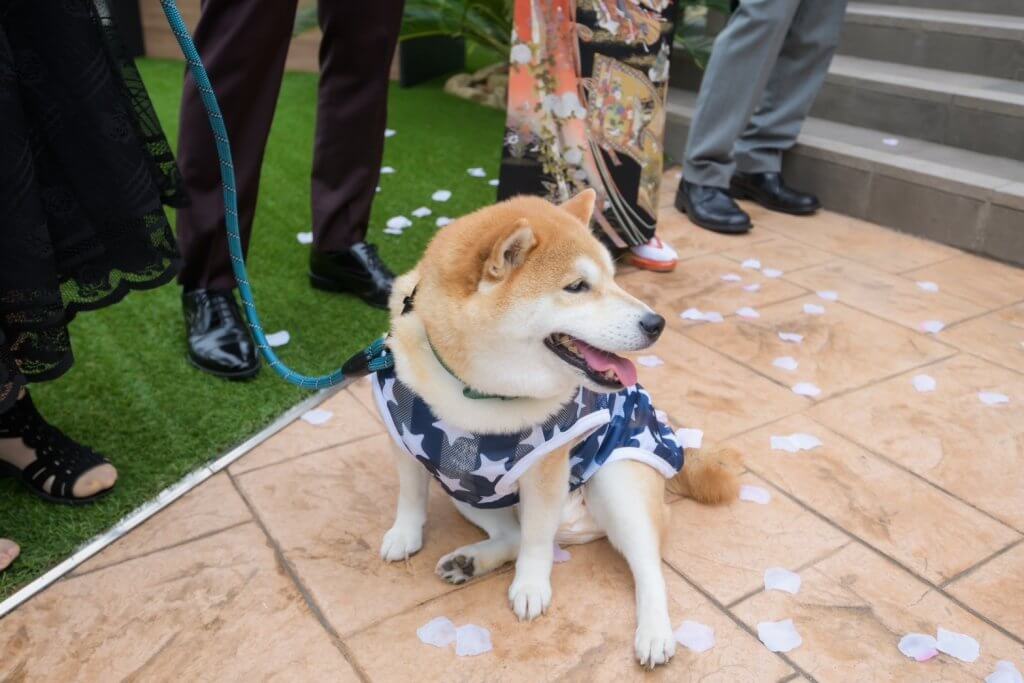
841,3,1024,81
666,88,1024,265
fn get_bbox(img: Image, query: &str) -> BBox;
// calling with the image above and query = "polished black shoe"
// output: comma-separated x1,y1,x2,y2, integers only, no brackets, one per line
182,289,260,380
730,172,820,215
675,180,752,234
309,242,394,310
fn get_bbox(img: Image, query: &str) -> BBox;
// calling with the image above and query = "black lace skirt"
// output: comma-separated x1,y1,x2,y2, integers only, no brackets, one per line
0,0,185,413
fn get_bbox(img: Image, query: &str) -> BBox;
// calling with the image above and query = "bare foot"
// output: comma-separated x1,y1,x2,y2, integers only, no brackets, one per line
0,539,19,572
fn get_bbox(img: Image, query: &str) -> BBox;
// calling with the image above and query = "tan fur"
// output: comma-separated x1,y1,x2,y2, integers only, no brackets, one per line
666,447,741,504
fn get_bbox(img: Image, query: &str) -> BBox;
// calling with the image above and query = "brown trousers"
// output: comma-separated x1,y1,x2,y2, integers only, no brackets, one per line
175,0,405,291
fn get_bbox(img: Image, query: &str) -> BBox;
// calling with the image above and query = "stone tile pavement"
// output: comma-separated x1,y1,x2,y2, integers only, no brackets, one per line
3,173,1023,681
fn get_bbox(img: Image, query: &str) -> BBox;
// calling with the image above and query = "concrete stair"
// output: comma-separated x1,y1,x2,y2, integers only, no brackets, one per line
667,2,1024,266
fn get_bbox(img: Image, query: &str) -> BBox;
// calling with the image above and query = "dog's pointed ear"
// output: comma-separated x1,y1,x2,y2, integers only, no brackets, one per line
560,188,596,224
485,219,536,281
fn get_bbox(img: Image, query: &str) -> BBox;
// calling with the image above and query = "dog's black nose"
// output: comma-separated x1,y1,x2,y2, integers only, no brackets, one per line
639,313,665,340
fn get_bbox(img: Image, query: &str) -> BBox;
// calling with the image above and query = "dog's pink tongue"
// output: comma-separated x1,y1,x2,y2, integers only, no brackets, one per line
577,342,638,387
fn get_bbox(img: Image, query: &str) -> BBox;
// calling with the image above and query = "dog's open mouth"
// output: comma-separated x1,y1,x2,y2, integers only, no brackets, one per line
545,333,638,389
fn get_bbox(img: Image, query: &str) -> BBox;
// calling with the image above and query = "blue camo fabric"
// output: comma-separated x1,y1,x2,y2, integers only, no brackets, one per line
372,365,684,508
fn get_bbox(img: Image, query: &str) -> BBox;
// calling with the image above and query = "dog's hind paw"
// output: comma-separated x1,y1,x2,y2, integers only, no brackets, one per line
380,524,423,562
635,622,676,669
508,577,551,621
436,552,476,584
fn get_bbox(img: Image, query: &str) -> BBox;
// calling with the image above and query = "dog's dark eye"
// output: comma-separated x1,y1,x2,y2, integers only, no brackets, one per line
564,279,590,293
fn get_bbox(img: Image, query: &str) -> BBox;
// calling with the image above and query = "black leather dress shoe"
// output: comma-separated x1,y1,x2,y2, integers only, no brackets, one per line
730,172,820,215
309,242,394,310
675,180,752,234
182,289,260,379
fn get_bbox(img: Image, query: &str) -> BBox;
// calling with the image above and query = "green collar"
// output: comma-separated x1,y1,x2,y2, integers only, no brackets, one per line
427,339,520,401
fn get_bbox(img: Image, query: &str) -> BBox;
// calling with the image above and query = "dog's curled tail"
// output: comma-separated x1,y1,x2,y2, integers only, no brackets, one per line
667,447,741,505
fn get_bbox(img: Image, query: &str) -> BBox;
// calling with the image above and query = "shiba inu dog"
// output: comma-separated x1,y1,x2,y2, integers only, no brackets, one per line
373,189,738,668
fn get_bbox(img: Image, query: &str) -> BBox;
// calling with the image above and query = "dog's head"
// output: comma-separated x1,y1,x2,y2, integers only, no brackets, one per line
399,189,664,400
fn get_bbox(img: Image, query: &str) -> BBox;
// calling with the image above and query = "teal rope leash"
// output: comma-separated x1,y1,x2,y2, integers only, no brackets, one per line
160,0,390,387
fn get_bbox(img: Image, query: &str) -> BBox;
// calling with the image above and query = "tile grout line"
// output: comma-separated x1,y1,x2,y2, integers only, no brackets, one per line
660,556,820,683
932,296,1024,330
939,537,1024,590
337,567,514,641
231,429,385,478
67,519,254,580
740,460,1024,649
0,383,345,620
677,298,961,405
227,472,372,683
724,540,854,610
797,410,1024,536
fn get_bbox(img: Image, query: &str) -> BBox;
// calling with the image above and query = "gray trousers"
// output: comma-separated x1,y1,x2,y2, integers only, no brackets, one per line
683,0,848,188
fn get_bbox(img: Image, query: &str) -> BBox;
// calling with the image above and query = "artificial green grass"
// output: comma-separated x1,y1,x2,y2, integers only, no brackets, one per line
0,59,506,598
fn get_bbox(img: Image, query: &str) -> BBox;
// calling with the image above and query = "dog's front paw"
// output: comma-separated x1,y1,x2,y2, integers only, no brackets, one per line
436,552,476,584
380,524,423,562
635,620,676,670
508,577,552,621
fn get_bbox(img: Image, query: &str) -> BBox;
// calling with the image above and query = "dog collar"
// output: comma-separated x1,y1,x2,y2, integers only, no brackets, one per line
403,285,520,401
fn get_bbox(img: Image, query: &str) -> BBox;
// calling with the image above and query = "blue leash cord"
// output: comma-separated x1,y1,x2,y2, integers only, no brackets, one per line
160,0,392,388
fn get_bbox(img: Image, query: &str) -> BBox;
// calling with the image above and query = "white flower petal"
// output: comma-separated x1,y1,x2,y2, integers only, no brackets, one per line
510,43,532,64
979,391,1010,406
380,166,396,174
986,660,1024,683
898,633,939,662
431,189,452,202
916,281,939,293
488,179,500,186
467,167,487,178
703,311,724,323
435,216,453,228
920,320,945,334
301,409,333,426
773,356,799,371
386,216,412,229
676,428,703,449
411,206,432,218
553,543,571,563
762,268,784,278
764,567,801,594
266,330,290,348
637,355,664,368
758,619,802,653
792,382,822,397
912,374,936,392
779,332,803,343
883,137,900,147
739,484,771,504
674,620,715,653
417,616,457,648
721,273,742,282
803,303,825,315
936,627,980,663
384,128,397,138
817,290,839,301
455,624,493,657
789,433,823,450
743,283,762,292
741,258,761,270
737,306,760,319
296,231,313,244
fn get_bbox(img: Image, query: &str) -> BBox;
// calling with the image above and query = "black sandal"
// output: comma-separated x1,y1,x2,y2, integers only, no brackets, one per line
0,392,115,505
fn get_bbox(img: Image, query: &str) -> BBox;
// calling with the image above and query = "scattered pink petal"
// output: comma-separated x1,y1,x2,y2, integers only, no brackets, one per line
758,619,802,652
674,620,715,653
417,617,457,648
898,633,939,662
739,484,771,504
764,567,801,594
936,627,980,663
553,544,571,563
